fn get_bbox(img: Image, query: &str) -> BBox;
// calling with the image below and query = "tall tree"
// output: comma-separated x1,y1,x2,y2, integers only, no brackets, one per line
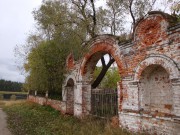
105,0,125,35
70,0,98,38
122,0,157,29
24,41,67,92
22,1,86,93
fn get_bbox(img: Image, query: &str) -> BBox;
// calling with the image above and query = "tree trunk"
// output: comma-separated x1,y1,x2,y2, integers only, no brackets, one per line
91,56,115,89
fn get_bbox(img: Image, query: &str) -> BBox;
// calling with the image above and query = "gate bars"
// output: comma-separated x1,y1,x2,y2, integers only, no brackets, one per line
91,89,118,118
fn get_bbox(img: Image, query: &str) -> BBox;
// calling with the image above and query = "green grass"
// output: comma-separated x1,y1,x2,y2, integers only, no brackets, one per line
2,101,135,135
0,91,27,95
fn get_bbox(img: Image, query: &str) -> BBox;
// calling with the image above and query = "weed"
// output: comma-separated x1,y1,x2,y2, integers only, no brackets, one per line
3,101,138,135
10,95,16,100
0,94,3,100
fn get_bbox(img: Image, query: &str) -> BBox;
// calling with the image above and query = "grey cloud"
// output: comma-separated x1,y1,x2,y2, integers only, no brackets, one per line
0,0,42,82
0,58,25,82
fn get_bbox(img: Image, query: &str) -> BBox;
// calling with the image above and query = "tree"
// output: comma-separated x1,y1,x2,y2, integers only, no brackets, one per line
71,0,97,38
92,54,115,89
170,1,180,17
21,0,87,94
93,66,120,89
16,0,180,95
105,0,125,35
24,40,72,93
122,0,157,30
0,79,22,92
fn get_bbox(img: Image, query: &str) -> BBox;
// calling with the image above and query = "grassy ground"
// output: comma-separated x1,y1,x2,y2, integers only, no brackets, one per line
0,91,27,94
0,100,26,108
1,101,137,135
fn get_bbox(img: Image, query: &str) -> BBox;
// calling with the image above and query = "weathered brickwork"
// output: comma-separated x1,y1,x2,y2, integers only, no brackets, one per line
63,11,180,134
28,95,66,114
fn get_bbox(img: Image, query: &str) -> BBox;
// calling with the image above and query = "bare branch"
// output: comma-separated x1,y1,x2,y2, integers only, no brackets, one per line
90,0,97,37
129,0,136,25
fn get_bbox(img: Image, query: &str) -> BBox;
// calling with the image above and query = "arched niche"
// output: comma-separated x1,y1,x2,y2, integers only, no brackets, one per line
65,78,75,115
139,65,173,114
134,55,179,81
134,54,180,116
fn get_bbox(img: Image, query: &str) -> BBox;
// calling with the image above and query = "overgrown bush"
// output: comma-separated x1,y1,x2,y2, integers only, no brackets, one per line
0,94,3,100
10,95,16,100
48,91,62,100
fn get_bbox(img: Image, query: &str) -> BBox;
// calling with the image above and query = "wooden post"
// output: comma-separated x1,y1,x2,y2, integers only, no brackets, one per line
35,91,37,96
45,91,48,105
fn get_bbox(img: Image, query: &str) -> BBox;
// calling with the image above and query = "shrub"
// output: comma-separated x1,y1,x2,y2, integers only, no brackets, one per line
10,95,16,100
0,94,3,100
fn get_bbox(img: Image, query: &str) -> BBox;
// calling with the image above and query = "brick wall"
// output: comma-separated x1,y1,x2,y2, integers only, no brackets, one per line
28,95,66,114
63,11,180,134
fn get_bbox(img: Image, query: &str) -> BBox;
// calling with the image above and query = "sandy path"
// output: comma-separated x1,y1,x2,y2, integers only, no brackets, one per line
0,108,12,135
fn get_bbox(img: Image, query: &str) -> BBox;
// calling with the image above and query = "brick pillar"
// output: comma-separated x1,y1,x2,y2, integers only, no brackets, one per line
172,78,180,117
74,82,83,117
82,84,91,115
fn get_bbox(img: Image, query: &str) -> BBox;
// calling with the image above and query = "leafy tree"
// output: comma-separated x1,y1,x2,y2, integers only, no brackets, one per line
93,66,120,89
121,0,157,31
21,1,86,94
71,0,97,38
105,0,125,35
0,79,22,92
23,39,82,93
121,0,180,30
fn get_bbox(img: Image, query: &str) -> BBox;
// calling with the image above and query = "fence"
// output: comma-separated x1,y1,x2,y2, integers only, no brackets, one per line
91,89,118,118
0,91,27,100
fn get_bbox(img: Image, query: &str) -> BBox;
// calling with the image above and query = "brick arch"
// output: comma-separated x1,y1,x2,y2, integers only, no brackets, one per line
64,75,76,87
134,54,179,81
66,53,75,70
76,35,125,116
79,36,125,81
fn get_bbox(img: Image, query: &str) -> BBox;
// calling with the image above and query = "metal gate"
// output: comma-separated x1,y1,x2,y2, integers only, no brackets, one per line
91,89,118,118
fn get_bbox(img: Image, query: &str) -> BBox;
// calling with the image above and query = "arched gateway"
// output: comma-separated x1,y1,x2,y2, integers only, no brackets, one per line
63,12,180,134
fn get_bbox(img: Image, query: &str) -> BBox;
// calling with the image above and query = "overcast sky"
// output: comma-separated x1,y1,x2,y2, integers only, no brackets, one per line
0,0,42,82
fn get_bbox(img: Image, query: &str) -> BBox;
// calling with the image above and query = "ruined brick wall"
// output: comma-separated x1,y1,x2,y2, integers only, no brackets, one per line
63,11,180,134
28,95,66,114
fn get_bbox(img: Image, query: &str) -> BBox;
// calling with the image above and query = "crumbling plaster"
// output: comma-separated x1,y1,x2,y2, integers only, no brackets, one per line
63,12,180,134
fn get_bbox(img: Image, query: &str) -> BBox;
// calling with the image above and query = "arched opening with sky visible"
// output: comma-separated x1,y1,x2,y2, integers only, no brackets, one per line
86,53,120,117
78,35,125,117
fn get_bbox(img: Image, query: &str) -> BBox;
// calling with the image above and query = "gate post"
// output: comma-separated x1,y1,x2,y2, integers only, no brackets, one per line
74,81,91,117
82,84,91,115
74,82,83,117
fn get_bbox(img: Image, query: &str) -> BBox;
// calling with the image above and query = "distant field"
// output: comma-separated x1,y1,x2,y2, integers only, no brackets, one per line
0,100,26,108
0,91,27,100
0,91,27,94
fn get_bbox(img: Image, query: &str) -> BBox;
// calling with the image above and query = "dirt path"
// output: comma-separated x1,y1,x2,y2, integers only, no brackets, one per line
0,108,12,135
